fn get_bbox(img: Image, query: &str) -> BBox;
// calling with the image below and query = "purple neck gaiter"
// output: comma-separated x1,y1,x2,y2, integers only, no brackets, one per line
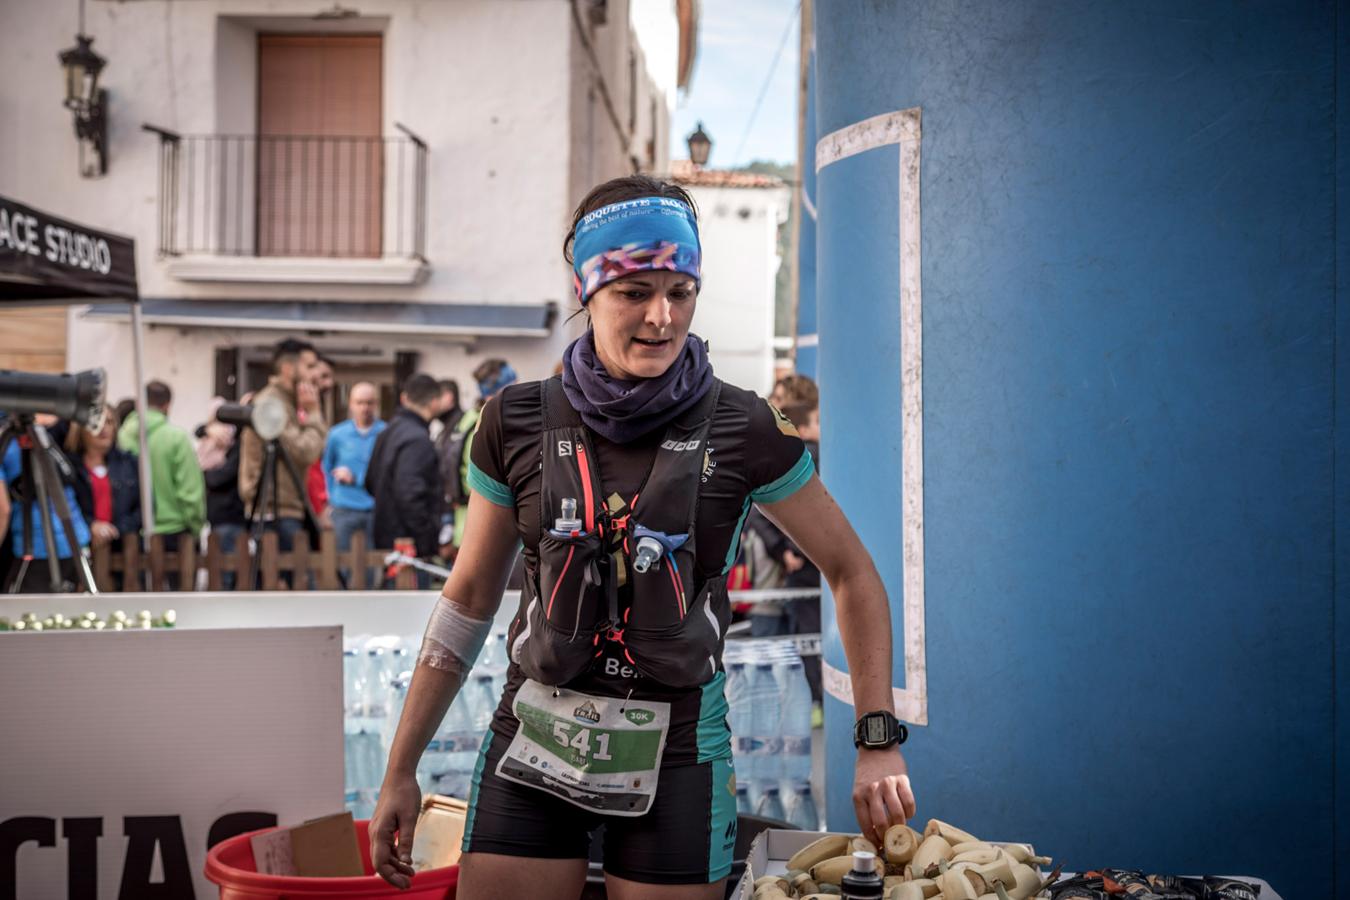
561,331,714,444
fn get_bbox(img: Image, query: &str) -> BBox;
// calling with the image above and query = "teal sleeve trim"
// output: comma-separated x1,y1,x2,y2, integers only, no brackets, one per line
466,460,514,507
750,448,816,505
722,496,753,575
696,670,733,763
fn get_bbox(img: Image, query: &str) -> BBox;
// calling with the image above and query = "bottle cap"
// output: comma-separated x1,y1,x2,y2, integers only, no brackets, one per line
851,850,877,873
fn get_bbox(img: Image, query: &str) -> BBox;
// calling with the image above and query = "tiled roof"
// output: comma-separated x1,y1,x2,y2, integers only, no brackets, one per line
670,159,787,189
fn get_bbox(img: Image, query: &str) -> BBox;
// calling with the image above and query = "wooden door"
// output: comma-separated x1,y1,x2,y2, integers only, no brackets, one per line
256,35,383,257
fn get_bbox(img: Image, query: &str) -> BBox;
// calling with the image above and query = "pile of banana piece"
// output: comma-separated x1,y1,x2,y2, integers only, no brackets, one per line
753,819,1053,900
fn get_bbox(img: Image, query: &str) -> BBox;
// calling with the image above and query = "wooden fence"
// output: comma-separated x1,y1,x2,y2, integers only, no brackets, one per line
89,531,424,592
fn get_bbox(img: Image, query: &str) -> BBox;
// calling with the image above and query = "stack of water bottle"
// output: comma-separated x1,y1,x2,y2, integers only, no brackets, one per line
725,639,820,831
343,629,510,819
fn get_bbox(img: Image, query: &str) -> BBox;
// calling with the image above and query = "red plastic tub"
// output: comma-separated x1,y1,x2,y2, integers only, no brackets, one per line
205,820,458,899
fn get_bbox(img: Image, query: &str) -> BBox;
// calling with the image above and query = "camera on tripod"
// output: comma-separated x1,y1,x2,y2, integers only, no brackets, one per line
221,394,322,588
0,369,107,430
0,368,108,593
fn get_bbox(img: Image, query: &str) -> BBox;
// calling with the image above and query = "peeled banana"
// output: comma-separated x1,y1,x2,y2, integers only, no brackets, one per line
786,834,853,874
910,877,942,898
1008,862,1043,900
884,823,922,864
911,834,954,872
1001,843,1053,867
887,883,926,900
936,862,982,900
952,847,1004,866
850,836,879,856
923,818,982,846
973,855,1018,892
809,855,857,886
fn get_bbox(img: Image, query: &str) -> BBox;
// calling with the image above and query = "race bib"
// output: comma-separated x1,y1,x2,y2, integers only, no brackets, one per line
496,680,670,816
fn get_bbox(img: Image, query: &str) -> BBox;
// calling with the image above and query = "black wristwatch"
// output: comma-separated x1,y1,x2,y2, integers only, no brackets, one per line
853,710,907,750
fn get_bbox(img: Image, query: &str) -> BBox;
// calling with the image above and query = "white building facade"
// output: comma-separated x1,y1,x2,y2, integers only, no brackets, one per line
0,0,698,425
672,162,789,396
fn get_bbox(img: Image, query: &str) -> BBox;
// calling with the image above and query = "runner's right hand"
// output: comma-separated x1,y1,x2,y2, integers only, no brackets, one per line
371,771,421,889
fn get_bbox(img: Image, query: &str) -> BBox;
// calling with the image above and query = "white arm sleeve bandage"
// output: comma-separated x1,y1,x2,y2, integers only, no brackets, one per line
418,596,493,673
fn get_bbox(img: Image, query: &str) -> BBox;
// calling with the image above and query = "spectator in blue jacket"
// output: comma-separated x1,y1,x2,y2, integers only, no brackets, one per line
0,414,92,592
323,382,386,561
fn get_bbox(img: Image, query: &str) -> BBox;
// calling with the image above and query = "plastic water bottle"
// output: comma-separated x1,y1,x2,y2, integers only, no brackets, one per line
781,659,813,786
387,645,412,681
345,729,381,819
364,648,391,720
343,731,363,814
755,784,786,822
470,672,497,734
726,662,753,784
736,781,752,815
748,661,782,786
343,648,364,733
785,778,819,831
481,630,507,671
430,688,481,799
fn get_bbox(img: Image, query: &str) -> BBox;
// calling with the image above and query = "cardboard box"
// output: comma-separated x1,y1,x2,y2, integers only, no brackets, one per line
250,811,363,877
731,829,1284,900
411,794,469,872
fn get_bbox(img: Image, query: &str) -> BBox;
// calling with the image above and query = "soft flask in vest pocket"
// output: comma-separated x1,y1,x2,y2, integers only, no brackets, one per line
512,527,606,685
624,544,730,690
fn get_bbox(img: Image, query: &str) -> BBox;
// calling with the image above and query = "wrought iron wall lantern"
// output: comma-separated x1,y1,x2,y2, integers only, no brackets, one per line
686,121,712,168
59,31,108,176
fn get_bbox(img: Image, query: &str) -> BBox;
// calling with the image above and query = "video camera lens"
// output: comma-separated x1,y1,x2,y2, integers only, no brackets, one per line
215,396,286,441
0,368,107,430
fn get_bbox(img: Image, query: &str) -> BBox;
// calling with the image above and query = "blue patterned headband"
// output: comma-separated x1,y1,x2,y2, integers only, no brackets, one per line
572,197,701,305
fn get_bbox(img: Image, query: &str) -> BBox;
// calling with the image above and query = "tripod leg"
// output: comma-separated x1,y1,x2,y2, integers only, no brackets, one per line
276,443,322,542
247,444,277,590
35,447,99,595
28,448,65,592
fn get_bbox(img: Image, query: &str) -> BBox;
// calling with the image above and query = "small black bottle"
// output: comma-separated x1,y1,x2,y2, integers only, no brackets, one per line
840,849,884,899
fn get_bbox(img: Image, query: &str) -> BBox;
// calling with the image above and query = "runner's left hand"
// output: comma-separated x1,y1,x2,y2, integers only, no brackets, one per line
852,747,916,845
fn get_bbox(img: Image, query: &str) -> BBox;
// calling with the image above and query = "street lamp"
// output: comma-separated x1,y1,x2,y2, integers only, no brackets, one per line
58,31,108,176
686,121,712,168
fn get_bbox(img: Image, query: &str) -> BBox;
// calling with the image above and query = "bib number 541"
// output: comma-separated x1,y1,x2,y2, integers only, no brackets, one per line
551,721,614,761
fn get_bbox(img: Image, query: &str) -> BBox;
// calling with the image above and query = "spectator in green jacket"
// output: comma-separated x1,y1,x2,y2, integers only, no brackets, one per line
117,381,207,575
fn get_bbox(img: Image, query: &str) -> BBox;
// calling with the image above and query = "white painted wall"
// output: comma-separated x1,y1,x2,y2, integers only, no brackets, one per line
0,0,677,429
684,184,790,396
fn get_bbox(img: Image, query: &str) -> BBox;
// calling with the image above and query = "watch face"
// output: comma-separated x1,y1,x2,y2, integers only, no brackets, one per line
865,716,888,744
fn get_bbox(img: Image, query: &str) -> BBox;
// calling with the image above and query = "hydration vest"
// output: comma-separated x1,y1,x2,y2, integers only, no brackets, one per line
509,376,729,690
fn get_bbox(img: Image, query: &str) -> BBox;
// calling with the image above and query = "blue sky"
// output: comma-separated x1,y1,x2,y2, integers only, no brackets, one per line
670,0,800,168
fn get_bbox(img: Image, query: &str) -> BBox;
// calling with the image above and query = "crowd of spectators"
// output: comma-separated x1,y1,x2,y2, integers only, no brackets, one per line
0,337,517,592
0,349,820,621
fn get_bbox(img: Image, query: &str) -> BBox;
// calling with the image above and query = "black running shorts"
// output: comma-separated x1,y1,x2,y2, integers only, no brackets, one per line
460,730,738,885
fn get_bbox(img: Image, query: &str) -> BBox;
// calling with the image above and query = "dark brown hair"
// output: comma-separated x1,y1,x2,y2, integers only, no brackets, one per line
774,373,819,409
146,380,172,409
562,175,699,265
778,400,815,431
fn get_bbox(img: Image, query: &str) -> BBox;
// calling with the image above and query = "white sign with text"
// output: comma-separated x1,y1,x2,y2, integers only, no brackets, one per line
0,627,342,899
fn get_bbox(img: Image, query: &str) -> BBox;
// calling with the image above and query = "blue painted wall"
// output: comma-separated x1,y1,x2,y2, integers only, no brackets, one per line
1333,0,1349,880
814,3,1344,896
796,45,819,380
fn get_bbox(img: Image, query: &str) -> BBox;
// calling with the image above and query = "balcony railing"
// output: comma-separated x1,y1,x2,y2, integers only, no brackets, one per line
144,124,428,261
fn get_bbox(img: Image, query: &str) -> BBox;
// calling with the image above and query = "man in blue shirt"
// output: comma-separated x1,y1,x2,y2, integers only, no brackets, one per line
322,383,386,578
0,420,92,592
